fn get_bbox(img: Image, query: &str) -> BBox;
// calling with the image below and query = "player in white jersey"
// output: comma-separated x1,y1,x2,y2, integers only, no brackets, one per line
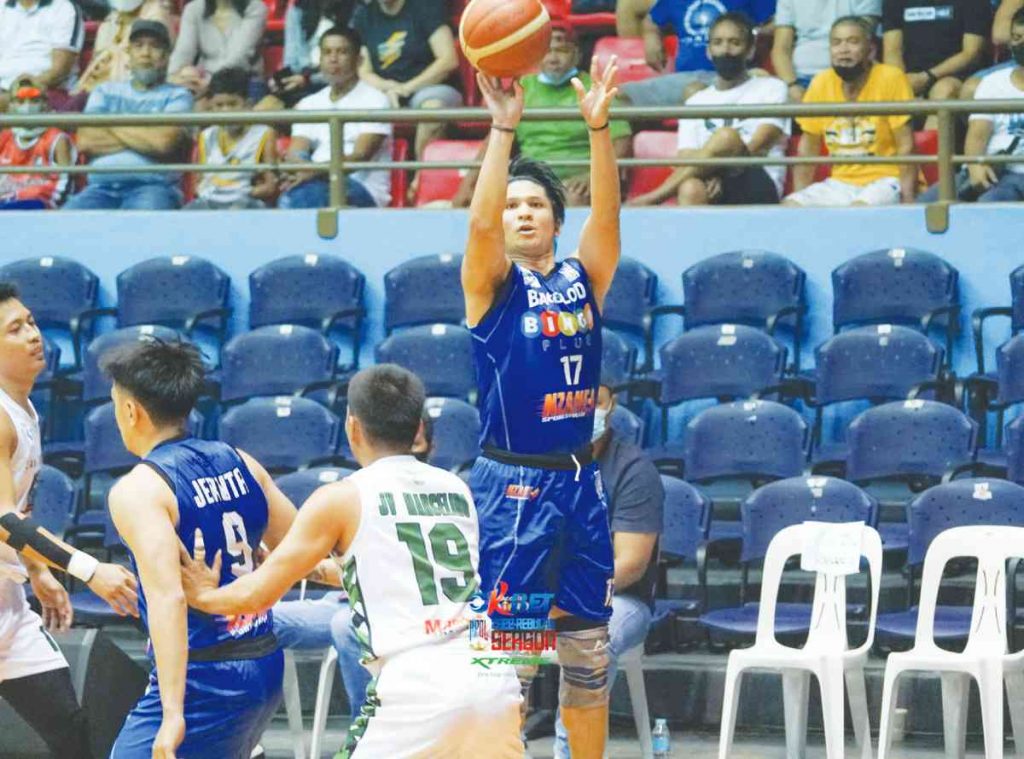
179,364,523,758
0,282,138,757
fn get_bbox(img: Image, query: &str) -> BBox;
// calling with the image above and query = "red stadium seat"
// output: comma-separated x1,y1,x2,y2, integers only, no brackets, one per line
568,12,616,32
541,0,571,19
415,139,483,206
914,129,939,186
627,130,676,201
592,36,675,85
263,44,283,77
391,137,410,208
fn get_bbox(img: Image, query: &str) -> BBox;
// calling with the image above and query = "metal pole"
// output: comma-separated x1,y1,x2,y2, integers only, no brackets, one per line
328,116,345,209
936,109,956,202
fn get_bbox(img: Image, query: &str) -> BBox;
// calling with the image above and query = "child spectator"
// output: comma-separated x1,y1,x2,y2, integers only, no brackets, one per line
187,67,277,209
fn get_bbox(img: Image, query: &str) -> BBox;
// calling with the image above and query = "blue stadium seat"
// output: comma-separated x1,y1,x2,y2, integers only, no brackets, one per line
971,262,1024,374
0,256,100,369
249,255,365,373
699,476,877,647
220,325,338,405
423,397,480,472
114,256,231,358
965,333,1024,451
875,479,1024,649
654,476,711,647
681,400,808,541
218,397,341,474
30,465,76,539
832,248,959,362
275,466,354,507
649,251,806,371
1006,414,1024,484
383,253,464,334
602,257,657,369
794,326,944,465
845,400,977,553
602,328,637,388
374,324,475,401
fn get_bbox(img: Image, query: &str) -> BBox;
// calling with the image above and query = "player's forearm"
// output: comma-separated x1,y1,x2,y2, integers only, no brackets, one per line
148,588,188,717
0,511,99,581
588,126,621,225
194,571,278,616
468,129,515,234
612,557,648,589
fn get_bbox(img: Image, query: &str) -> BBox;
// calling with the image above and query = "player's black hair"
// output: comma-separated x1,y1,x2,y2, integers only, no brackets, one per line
413,404,434,463
102,340,206,427
508,156,567,228
347,364,426,449
208,67,251,99
710,11,755,47
831,14,875,39
320,25,362,52
0,282,19,305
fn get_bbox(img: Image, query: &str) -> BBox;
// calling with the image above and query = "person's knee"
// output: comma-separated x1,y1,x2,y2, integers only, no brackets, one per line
929,77,962,100
678,177,708,205
708,126,745,155
417,97,444,110
556,621,610,709
961,76,982,101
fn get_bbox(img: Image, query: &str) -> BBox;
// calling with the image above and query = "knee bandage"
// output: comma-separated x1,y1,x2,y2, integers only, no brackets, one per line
556,624,610,709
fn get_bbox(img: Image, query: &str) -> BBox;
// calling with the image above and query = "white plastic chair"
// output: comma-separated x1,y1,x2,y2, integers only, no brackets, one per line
309,646,340,758
717,522,882,759
281,650,307,759
618,642,654,759
877,525,1024,759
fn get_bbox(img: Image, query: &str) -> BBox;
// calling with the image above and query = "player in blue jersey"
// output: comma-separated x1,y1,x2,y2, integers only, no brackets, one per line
102,340,298,759
463,55,622,759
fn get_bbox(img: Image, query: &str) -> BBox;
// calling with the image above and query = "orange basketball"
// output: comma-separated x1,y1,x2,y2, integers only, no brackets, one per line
459,0,552,78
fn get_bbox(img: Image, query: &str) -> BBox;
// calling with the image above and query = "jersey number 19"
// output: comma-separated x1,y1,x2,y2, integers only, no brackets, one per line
396,522,476,606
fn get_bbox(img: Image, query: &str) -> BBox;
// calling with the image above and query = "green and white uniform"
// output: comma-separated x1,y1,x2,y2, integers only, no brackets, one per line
337,455,522,759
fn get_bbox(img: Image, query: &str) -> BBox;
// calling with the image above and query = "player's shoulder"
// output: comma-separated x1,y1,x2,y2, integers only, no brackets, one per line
109,463,174,515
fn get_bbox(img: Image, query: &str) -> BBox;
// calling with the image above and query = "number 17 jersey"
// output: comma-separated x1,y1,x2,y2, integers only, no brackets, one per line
336,455,481,665
470,258,603,455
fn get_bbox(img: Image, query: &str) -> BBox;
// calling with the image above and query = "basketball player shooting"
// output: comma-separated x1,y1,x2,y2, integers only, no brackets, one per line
0,282,137,758
462,57,622,758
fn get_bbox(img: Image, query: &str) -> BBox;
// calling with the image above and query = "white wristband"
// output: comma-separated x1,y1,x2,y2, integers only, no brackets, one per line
68,551,99,583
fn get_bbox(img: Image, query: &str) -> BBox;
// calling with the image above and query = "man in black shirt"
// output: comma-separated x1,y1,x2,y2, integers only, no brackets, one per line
882,0,991,120
552,381,664,758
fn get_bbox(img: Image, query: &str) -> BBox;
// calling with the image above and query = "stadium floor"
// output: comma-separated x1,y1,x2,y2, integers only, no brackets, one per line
257,718,992,758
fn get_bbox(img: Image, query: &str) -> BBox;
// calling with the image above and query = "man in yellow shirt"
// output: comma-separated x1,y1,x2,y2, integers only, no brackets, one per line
785,15,918,206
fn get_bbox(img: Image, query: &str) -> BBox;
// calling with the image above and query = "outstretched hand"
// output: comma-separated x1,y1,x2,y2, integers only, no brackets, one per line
572,54,619,130
177,529,221,612
477,73,524,130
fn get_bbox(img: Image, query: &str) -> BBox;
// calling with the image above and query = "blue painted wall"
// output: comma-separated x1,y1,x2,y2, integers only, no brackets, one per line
4,204,1020,378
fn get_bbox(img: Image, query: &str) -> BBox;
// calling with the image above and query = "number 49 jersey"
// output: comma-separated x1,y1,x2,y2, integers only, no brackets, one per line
470,258,603,455
335,455,480,665
133,437,273,650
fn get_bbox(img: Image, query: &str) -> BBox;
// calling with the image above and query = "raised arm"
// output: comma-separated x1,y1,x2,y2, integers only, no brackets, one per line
109,467,187,758
572,56,621,308
461,74,522,326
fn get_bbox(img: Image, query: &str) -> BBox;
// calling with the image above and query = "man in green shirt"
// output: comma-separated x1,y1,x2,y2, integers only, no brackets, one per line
454,23,631,207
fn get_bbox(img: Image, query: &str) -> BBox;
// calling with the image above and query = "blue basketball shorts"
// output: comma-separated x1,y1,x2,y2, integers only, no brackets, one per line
470,456,614,623
110,649,283,759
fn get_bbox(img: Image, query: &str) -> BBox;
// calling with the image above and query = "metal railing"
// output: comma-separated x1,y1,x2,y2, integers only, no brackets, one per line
0,98,1022,208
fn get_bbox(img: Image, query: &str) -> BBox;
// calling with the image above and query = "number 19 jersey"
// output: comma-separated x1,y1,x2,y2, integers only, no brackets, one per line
470,258,603,455
336,455,480,666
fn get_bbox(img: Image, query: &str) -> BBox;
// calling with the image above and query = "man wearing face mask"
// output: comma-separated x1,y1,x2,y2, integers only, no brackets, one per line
785,15,917,206
0,77,76,209
628,12,789,206
65,20,193,211
550,379,663,759
452,23,631,208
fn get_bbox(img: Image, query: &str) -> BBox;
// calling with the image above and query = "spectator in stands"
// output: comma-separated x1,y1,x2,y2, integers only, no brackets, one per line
961,0,1018,101
785,16,917,206
279,26,392,209
65,20,193,210
629,12,789,206
351,0,460,163
0,76,76,209
0,0,84,111
772,0,881,102
187,67,277,209
882,0,991,124
168,0,267,96
618,0,776,107
264,0,356,108
73,0,178,97
452,23,631,208
922,7,1024,202
551,379,664,759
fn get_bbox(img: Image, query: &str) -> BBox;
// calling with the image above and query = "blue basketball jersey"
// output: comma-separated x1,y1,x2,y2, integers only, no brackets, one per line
130,437,273,650
471,258,602,455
